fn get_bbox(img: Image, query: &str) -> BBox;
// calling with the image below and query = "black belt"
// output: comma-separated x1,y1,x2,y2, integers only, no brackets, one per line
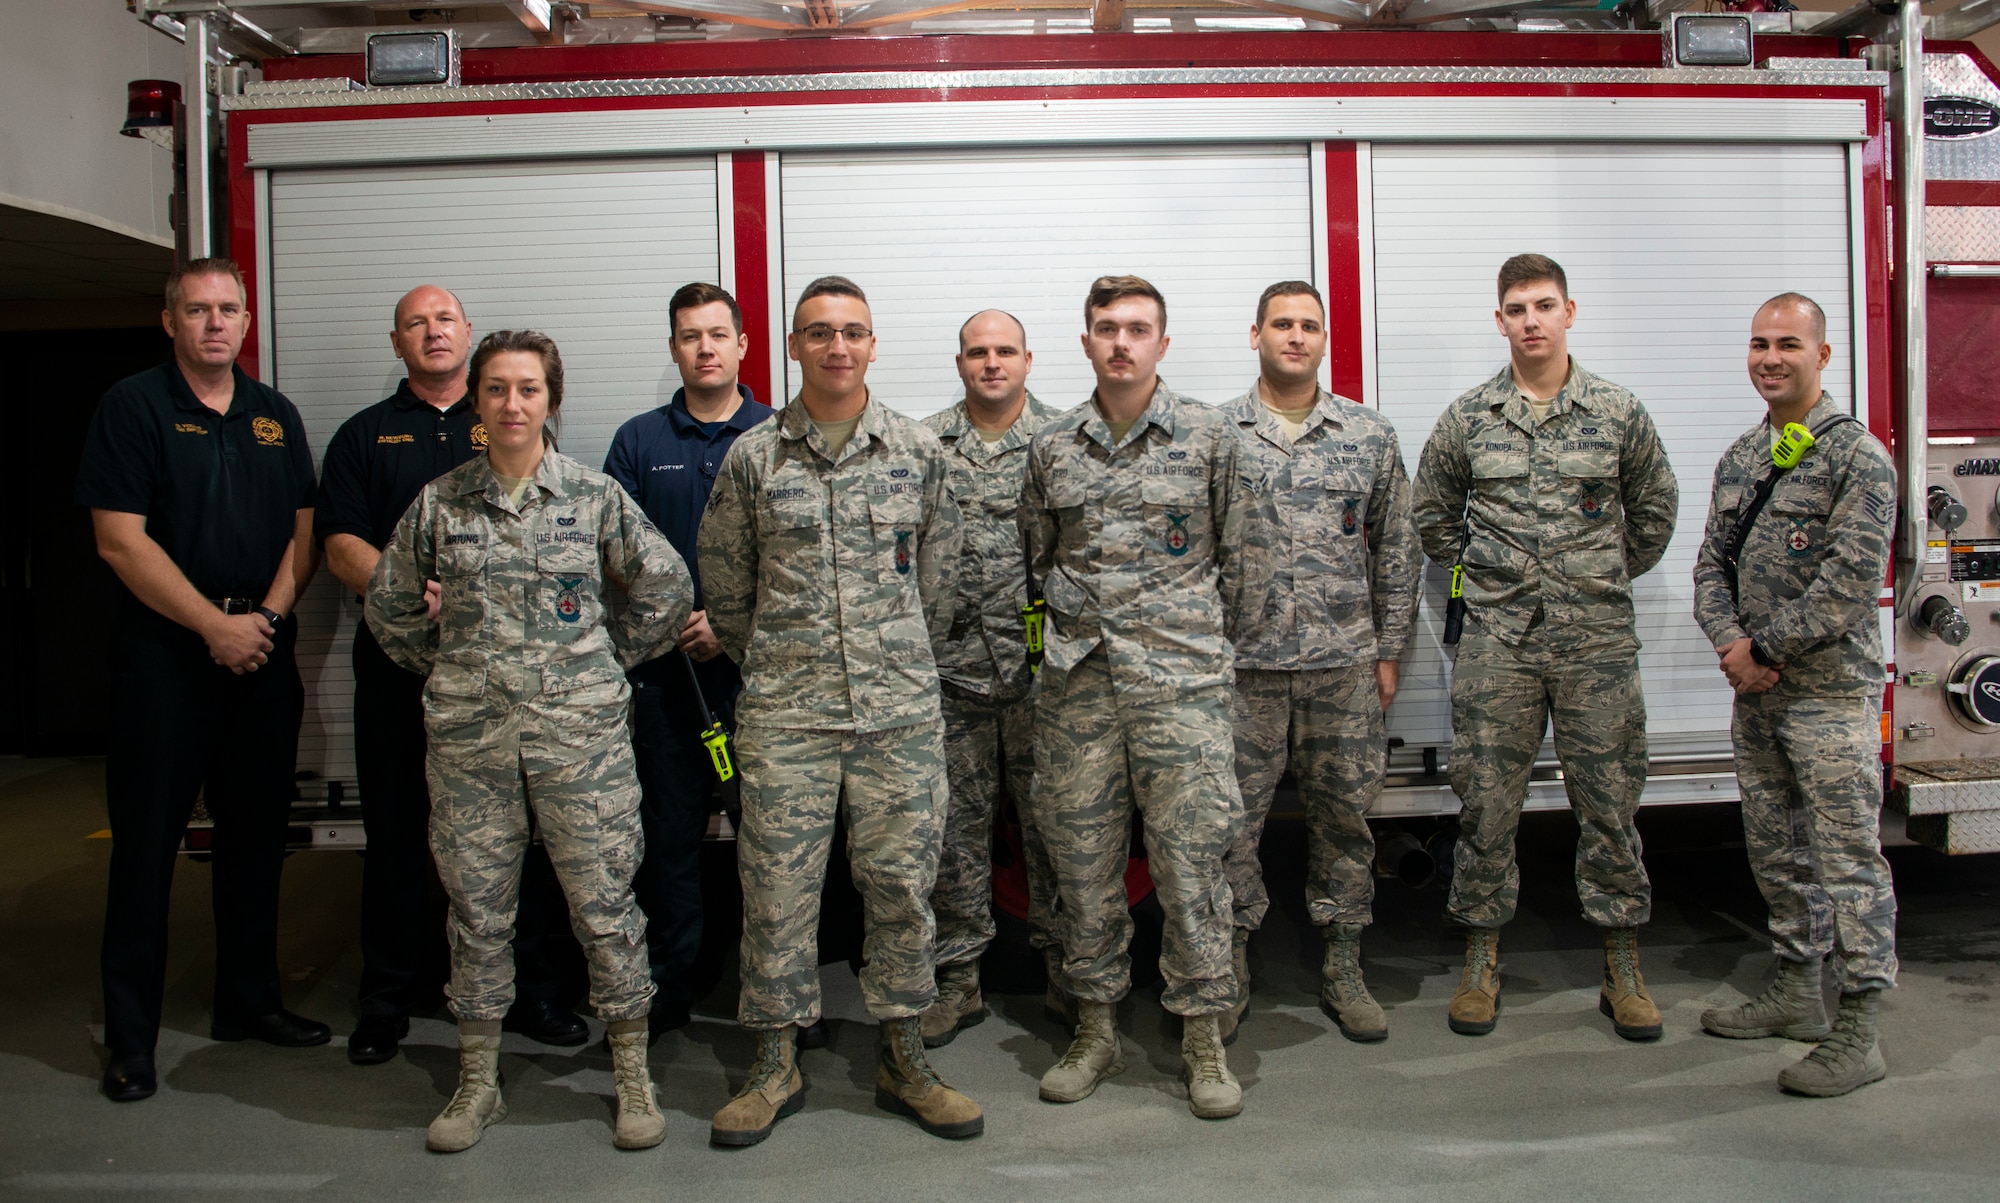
209,596,260,614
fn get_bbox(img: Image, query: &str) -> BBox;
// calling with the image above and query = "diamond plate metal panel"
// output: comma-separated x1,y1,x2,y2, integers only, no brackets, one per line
1927,52,2000,182
220,64,1886,112
1927,205,2000,261
1906,808,2000,853
1891,759,2000,814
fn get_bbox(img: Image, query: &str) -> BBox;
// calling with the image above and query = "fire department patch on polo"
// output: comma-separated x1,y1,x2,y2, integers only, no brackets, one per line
1166,512,1191,555
252,416,285,446
554,575,586,622
894,530,912,574
470,423,489,448
1786,522,1813,557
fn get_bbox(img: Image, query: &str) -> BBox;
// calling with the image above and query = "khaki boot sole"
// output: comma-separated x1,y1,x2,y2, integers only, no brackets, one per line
921,1006,986,1050
614,1116,667,1151
426,1097,507,1153
1778,1046,1887,1098
1700,1010,1831,1042
1186,1084,1243,1120
1319,993,1388,1043
1038,1053,1125,1103
873,1087,985,1138
1599,994,1664,1042
708,1088,806,1148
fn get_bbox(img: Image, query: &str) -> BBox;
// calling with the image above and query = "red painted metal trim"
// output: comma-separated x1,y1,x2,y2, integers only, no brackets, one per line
229,110,262,378
1322,141,1365,404
267,30,1794,85
1863,97,1892,448
731,153,776,407
1928,180,2000,207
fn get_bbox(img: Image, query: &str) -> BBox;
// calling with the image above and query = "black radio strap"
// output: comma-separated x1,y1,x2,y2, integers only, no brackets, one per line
1721,413,1860,595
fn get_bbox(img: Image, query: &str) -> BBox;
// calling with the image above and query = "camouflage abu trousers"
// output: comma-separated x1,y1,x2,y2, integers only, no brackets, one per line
734,719,946,1028
1031,649,1241,1016
1446,627,1651,929
1225,665,1383,932
1732,692,1897,991
937,683,1052,969
427,736,653,1024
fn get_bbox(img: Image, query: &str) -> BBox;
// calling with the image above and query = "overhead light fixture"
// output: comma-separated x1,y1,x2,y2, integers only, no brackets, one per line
365,30,459,87
1667,13,1753,68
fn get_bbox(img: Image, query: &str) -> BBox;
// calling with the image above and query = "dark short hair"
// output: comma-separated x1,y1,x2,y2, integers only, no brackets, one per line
468,329,565,447
1256,280,1324,326
1758,292,1828,343
1085,275,1167,331
958,308,1028,350
1496,254,1568,304
669,282,743,335
165,257,246,310
792,276,868,328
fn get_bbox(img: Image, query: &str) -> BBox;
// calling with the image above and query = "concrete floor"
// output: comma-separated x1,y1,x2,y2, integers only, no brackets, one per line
3,757,1999,1202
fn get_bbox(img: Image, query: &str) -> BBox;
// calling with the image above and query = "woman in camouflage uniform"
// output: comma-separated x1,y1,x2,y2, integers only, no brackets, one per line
367,330,692,1154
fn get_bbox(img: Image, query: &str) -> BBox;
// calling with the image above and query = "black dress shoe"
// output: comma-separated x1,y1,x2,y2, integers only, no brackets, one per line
795,1018,828,1051
102,1053,157,1102
347,1015,410,1066
503,1000,589,1046
211,1010,334,1047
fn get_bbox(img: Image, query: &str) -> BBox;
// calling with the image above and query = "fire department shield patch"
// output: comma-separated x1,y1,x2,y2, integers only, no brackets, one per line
1579,481,1607,520
894,530,913,574
554,575,586,622
1341,497,1360,536
1786,523,1813,557
1166,512,1191,556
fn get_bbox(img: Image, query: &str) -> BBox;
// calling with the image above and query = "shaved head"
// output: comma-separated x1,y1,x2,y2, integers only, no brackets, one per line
1756,292,1826,344
394,284,465,328
959,308,1027,351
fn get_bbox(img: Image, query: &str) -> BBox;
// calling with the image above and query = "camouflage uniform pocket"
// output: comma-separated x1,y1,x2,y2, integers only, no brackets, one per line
1140,477,1210,560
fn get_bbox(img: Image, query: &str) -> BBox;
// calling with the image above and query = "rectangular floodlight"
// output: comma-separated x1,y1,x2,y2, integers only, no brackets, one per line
366,31,459,88
1668,14,1753,68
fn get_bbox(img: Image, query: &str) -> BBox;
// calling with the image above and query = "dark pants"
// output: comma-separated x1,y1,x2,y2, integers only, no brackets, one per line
630,671,726,1024
102,617,303,1056
352,623,575,1023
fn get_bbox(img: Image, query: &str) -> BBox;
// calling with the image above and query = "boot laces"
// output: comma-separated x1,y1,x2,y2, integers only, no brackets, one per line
610,1036,653,1114
1330,942,1369,996
1185,1022,1228,1084
745,1031,791,1091
1465,933,1493,980
893,1021,946,1090
1610,934,1642,992
441,1048,493,1118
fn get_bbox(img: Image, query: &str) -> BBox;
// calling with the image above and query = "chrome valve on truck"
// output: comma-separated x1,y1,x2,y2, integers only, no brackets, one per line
1929,484,1969,533
1920,594,1972,645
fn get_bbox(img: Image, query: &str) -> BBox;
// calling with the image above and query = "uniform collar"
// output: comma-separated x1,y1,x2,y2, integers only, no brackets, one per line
390,379,471,415
933,391,1053,461
667,384,762,434
1228,382,1351,450
166,360,260,417
1083,379,1177,450
777,391,886,464
452,449,569,511
1491,358,1595,429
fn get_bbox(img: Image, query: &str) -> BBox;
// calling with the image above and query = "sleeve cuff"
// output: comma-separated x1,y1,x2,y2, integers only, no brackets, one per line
1749,641,1780,668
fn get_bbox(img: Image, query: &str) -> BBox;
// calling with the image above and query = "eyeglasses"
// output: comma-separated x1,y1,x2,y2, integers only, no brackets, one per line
795,324,874,348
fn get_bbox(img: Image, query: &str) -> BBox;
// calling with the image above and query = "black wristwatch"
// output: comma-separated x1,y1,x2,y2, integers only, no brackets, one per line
254,606,285,630
1749,640,1779,668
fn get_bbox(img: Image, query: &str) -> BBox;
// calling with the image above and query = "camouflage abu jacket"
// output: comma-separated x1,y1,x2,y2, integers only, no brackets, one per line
1018,380,1277,703
698,394,963,732
1692,393,1895,698
1411,360,1679,653
1224,383,1421,671
922,392,1062,704
365,450,693,755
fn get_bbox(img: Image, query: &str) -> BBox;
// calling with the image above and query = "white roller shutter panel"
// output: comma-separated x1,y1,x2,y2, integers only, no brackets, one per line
1370,142,1854,769
777,145,1315,418
268,157,720,792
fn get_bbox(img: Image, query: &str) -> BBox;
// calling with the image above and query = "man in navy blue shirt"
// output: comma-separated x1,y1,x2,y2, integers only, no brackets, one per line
605,282,774,1033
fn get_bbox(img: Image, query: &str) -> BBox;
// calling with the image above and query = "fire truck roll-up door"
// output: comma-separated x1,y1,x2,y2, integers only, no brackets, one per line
1369,141,1860,816
268,157,722,797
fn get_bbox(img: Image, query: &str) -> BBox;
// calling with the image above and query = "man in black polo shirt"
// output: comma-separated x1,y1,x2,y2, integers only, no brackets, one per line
317,284,587,1064
604,281,774,1034
78,258,326,1102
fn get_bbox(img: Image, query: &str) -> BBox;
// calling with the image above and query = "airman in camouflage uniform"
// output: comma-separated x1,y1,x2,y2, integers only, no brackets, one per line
1411,255,1678,1042
1692,293,1897,1098
701,277,982,1146
1220,282,1421,1044
1020,276,1276,1119
919,309,1063,1049
370,329,692,1153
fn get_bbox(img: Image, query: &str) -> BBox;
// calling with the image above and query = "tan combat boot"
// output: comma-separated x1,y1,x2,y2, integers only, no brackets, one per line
606,1019,666,1150
1219,928,1250,1046
1448,928,1501,1036
1599,927,1663,1042
1701,956,1831,1041
1778,989,1887,1097
426,1022,506,1153
1039,1000,1124,1103
1181,1013,1243,1119
920,959,987,1049
1321,923,1387,1042
875,1016,984,1138
710,1027,806,1147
